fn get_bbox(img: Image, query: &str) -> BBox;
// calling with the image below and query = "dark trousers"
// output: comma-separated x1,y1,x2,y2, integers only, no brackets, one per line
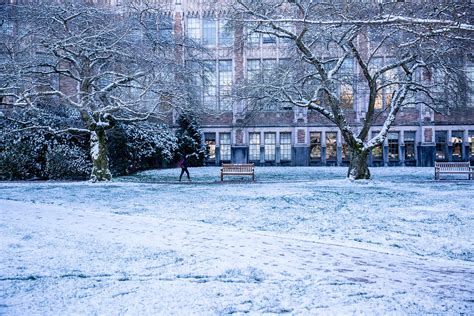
179,167,190,181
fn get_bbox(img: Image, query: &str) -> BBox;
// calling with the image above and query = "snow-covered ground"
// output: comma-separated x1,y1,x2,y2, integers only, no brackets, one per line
1,167,473,314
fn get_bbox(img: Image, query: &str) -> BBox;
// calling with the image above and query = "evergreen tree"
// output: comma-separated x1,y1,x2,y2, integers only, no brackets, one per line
175,114,206,166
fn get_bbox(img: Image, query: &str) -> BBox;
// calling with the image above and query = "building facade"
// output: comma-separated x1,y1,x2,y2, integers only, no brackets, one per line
162,0,474,167
4,0,474,167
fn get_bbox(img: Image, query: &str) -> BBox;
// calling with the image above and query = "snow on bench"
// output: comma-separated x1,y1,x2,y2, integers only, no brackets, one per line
434,161,474,180
221,163,255,182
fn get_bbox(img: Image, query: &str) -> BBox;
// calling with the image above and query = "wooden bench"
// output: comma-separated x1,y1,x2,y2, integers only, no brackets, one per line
221,163,255,181
434,162,474,180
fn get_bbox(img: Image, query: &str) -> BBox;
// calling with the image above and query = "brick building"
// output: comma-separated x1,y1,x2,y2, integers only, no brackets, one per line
4,0,474,167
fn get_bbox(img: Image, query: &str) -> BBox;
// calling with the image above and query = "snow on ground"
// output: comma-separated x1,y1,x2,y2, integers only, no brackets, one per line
0,167,473,314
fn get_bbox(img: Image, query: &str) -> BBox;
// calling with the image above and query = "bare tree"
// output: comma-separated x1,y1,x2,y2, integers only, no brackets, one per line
1,1,192,181
232,0,473,179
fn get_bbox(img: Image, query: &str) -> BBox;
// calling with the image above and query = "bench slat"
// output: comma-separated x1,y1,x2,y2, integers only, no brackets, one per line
434,162,473,180
221,163,255,181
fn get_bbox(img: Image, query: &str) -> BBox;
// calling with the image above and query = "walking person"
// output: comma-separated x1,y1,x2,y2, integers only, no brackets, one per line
178,154,191,181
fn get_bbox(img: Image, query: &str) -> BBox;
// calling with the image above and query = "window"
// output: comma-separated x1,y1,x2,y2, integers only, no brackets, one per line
310,132,321,159
219,60,232,111
372,132,383,160
249,133,260,161
203,18,216,45
248,31,260,46
219,19,233,46
388,132,399,161
326,132,337,161
220,133,231,161
451,131,463,160
205,133,216,160
158,16,173,42
435,131,447,160
262,59,276,81
264,133,276,161
203,61,217,109
339,59,354,109
467,64,474,107
280,133,292,161
469,131,474,157
262,33,276,44
404,131,416,160
342,142,349,161
370,57,384,110
247,59,261,81
186,17,200,41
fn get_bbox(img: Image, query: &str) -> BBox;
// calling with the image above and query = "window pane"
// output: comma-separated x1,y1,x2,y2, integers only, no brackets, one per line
203,61,217,109
248,31,260,45
451,131,463,160
372,131,383,160
219,60,232,111
435,131,447,160
342,143,349,161
388,132,399,160
404,131,416,160
310,132,321,159
262,33,276,44
205,133,216,160
264,133,276,161
203,18,216,45
247,59,261,81
469,131,474,157
249,133,260,161
280,133,292,161
220,133,231,161
219,19,233,46
186,17,200,41
326,132,337,160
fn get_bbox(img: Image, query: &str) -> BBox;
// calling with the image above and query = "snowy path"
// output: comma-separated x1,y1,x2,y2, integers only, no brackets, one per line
1,199,473,314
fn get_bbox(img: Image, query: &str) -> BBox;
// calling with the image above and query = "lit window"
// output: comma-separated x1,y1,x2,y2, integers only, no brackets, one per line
310,132,321,159
249,133,260,161
469,131,474,157
404,131,416,160
340,59,354,109
451,131,463,160
280,133,292,161
205,133,216,160
435,131,447,160
372,131,383,160
203,18,216,46
264,133,276,161
326,132,337,161
220,133,231,161
342,142,349,161
388,132,399,160
186,17,200,41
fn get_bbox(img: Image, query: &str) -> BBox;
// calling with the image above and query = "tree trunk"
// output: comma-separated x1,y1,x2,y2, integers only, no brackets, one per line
90,129,112,182
347,147,371,180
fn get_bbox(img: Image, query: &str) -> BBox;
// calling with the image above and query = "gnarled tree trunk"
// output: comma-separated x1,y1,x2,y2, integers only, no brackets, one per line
90,129,112,182
347,147,371,180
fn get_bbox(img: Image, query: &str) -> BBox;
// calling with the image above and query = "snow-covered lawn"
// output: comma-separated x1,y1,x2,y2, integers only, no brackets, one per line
1,167,473,314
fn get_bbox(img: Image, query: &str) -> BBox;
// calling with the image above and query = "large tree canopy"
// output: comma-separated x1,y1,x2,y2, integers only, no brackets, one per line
232,0,473,179
0,1,196,181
